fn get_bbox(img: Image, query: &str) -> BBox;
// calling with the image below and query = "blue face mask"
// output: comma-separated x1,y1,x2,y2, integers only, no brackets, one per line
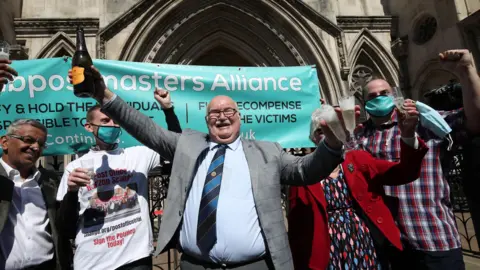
416,101,453,150
365,95,395,117
95,125,122,145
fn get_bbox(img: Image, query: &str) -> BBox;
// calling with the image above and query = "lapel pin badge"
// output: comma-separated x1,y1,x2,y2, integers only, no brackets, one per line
348,163,354,173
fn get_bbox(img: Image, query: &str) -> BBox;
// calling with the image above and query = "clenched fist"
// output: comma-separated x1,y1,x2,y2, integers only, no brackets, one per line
154,88,173,109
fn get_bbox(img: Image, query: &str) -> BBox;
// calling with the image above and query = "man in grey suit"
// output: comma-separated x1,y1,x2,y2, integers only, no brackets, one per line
70,67,353,270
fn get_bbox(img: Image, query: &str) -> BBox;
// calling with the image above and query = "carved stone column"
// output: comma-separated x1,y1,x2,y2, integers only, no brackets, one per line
391,36,411,96
349,65,374,122
9,44,28,60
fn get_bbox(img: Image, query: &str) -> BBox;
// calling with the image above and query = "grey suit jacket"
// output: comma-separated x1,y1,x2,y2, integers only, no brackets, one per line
102,96,342,270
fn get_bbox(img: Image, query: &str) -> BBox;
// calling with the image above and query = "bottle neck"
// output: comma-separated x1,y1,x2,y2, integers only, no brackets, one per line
76,29,87,51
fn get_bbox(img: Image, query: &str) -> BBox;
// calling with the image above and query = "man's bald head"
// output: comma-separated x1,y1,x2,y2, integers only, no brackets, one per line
206,95,241,144
364,79,393,102
206,95,238,115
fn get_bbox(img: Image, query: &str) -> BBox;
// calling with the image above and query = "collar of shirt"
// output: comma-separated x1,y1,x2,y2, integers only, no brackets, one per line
208,136,241,151
91,143,119,152
362,110,399,135
89,146,125,155
0,158,39,186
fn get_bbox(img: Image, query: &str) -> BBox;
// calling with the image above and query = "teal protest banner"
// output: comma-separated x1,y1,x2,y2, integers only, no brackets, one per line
1,57,321,155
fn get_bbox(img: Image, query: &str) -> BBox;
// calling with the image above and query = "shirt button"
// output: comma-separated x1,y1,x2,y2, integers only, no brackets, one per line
178,211,182,216
376,217,383,224
366,206,372,213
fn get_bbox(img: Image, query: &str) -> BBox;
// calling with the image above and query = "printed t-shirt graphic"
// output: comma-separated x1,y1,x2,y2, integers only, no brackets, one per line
56,146,160,269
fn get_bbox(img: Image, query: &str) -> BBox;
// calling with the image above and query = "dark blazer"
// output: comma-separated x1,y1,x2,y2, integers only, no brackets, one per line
0,163,73,270
288,139,429,270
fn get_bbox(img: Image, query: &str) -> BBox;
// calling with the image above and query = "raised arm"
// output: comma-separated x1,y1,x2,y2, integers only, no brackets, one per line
279,101,361,185
439,50,480,133
279,141,343,185
153,88,182,133
164,107,182,133
102,95,180,161
76,67,181,161
370,137,428,186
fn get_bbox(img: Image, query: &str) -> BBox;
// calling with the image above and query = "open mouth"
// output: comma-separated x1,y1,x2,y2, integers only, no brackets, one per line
216,122,230,129
24,150,36,160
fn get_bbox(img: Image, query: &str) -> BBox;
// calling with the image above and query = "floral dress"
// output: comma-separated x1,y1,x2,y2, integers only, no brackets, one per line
320,169,381,270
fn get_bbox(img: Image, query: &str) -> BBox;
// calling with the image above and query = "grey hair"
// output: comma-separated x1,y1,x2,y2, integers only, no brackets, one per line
205,97,240,116
309,109,322,143
6,119,48,136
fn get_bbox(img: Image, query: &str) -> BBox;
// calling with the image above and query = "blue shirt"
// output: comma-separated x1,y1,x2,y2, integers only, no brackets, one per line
179,137,266,263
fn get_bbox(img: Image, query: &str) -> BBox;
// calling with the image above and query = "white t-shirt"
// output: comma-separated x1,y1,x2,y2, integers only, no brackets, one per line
56,146,160,270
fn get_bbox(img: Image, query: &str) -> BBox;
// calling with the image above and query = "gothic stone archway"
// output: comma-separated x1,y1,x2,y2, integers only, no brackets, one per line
112,0,345,103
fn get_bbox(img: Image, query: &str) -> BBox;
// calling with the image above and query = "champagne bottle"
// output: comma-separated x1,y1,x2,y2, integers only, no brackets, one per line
72,26,95,97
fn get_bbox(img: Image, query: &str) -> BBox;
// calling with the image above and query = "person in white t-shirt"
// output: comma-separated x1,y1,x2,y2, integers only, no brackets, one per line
56,89,182,270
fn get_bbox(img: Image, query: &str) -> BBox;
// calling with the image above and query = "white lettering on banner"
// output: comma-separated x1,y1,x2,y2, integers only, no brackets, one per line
104,75,118,89
164,75,178,91
192,76,204,91
49,75,64,91
10,77,26,92
5,73,304,98
120,75,136,91
138,75,151,91
46,133,95,147
28,75,47,95
210,74,302,91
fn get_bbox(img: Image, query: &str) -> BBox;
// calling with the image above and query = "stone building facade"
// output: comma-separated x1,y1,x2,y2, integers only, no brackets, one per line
0,0,479,170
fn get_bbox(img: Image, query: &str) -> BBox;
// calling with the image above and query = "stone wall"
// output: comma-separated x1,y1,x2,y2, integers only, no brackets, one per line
2,0,478,170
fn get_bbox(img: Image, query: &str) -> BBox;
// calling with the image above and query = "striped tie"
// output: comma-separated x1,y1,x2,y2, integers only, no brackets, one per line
197,144,227,253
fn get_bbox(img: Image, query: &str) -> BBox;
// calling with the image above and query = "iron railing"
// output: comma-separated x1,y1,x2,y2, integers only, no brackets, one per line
147,149,311,269
147,144,480,268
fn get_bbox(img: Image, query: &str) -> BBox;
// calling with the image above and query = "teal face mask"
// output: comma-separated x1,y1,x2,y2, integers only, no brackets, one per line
365,95,395,117
95,125,122,144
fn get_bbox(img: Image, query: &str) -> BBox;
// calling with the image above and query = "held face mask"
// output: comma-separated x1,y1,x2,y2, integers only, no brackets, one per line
365,95,395,117
416,101,453,150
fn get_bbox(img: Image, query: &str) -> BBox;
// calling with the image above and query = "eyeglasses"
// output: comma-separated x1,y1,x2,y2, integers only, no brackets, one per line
207,108,237,119
8,134,47,149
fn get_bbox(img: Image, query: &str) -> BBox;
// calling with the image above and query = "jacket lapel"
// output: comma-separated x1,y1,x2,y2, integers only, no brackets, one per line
0,163,13,233
306,177,327,209
38,169,57,210
183,133,210,191
341,154,369,199
241,139,260,192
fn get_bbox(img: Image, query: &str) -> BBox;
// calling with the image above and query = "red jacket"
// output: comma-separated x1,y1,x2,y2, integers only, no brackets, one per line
288,139,428,270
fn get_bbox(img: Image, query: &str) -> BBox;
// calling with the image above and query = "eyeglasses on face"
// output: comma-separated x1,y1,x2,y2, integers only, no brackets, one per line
207,108,238,119
8,134,47,149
